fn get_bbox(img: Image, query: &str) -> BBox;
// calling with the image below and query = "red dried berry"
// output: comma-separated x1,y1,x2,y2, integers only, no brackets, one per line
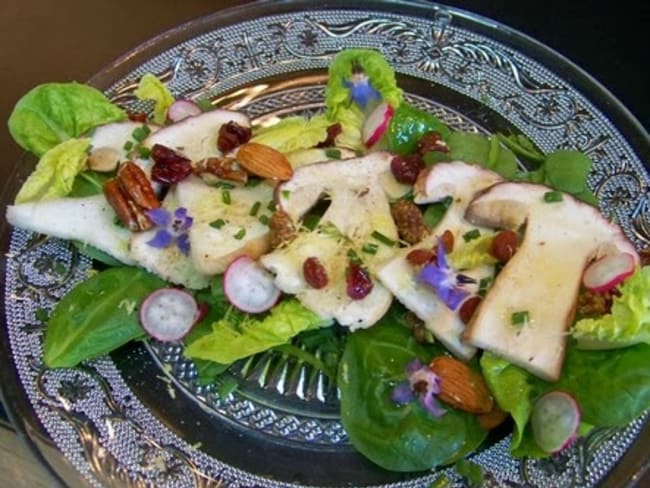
127,111,148,123
390,155,424,184
346,262,373,300
217,121,252,153
406,248,436,266
417,131,449,155
151,144,193,184
316,123,343,148
490,230,519,263
303,257,328,289
458,296,482,324
440,229,454,253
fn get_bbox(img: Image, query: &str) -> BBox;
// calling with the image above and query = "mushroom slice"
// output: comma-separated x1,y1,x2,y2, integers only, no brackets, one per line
463,182,639,381
376,162,503,359
143,109,250,162
261,152,399,330
175,175,273,275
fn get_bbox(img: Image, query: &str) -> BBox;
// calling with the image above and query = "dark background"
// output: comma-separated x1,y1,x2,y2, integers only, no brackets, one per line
0,0,648,485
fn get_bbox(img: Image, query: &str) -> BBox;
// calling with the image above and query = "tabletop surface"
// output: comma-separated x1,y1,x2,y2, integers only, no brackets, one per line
1,0,648,486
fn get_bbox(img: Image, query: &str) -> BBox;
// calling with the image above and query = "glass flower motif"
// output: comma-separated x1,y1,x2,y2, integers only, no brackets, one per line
392,359,446,417
417,240,476,311
145,207,193,255
343,70,381,109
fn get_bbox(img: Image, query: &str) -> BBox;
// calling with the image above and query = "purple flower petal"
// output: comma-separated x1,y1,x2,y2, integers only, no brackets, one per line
147,229,173,249
180,215,193,232
173,207,188,220
175,233,191,256
146,207,171,227
439,286,471,311
436,240,450,269
391,382,413,405
406,359,424,375
421,390,446,417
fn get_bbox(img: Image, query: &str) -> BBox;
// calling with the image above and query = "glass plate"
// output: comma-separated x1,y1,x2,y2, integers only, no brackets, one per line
2,1,649,487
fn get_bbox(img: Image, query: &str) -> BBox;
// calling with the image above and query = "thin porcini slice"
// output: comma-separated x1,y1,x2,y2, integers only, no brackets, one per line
376,161,503,359
261,152,399,330
175,175,273,275
463,182,639,381
143,109,250,162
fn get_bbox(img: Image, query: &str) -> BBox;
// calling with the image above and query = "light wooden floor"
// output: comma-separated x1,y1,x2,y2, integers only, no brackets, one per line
0,425,56,487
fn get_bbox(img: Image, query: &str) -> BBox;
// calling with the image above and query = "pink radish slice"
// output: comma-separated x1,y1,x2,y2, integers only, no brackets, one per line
582,252,636,292
223,255,282,313
531,391,581,454
167,99,202,122
363,103,394,148
140,288,200,342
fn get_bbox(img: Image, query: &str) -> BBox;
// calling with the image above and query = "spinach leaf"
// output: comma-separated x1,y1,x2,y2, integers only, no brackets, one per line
482,343,650,458
8,82,126,156
386,103,450,155
423,131,518,178
43,267,165,368
72,241,125,267
69,170,113,197
339,308,487,472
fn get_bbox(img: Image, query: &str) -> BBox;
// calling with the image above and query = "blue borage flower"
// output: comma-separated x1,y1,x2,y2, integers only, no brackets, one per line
417,239,476,311
392,359,446,417
145,207,193,255
343,68,381,109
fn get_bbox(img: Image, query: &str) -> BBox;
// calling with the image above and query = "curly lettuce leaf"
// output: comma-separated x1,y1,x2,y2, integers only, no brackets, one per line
8,82,125,156
325,48,403,119
448,234,497,270
481,342,650,458
134,73,175,124
251,115,330,153
183,299,332,364
15,138,91,203
573,266,650,349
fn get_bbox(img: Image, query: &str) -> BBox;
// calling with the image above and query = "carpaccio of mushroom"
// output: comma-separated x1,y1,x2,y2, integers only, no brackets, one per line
5,49,650,472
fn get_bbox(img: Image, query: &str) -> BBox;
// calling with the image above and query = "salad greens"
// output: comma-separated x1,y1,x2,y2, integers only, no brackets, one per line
386,103,451,155
43,267,165,368
573,266,650,349
339,307,487,471
8,82,126,156
134,73,175,124
15,137,90,203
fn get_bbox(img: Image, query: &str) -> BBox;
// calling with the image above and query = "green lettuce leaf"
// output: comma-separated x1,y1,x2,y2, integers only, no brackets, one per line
251,115,330,153
15,138,91,203
339,305,487,472
328,107,364,150
183,299,332,364
573,266,650,349
134,73,175,124
325,48,403,118
8,82,125,156
448,234,497,270
481,342,650,458
44,267,166,368
386,103,450,155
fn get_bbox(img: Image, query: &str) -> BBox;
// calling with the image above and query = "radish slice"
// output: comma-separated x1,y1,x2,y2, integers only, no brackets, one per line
363,103,394,148
167,99,202,122
531,391,581,454
582,252,636,292
223,255,281,313
140,288,200,342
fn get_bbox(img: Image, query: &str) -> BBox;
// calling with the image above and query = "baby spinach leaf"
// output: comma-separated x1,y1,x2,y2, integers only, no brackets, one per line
386,103,450,155
543,150,592,194
43,267,165,368
339,308,487,472
69,170,113,197
72,241,125,267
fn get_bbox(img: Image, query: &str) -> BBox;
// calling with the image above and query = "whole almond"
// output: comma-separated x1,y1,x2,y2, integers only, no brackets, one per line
429,356,494,414
236,142,293,181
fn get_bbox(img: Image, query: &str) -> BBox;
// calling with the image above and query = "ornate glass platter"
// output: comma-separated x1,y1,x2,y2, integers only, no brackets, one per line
1,1,649,486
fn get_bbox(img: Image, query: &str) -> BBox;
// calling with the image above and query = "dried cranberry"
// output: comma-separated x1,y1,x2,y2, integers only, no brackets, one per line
346,262,373,300
127,111,148,123
406,248,436,266
316,123,343,148
490,230,519,263
390,155,424,184
303,257,328,289
440,229,454,253
151,144,193,184
458,296,482,324
218,121,252,153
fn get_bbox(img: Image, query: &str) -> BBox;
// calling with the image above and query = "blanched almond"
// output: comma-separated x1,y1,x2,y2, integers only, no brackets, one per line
236,142,294,181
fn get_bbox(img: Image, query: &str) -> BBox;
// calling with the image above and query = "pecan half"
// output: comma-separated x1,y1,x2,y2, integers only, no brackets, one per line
196,157,248,184
268,209,296,249
118,162,159,210
104,162,160,231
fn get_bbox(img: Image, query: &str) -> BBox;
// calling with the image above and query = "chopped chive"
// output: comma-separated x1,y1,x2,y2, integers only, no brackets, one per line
123,140,134,151
478,276,493,297
249,201,261,216
543,191,563,203
215,181,235,189
267,200,277,212
371,230,396,247
132,125,151,142
511,310,529,326
324,149,342,159
302,213,321,231
463,229,481,242
136,146,151,159
362,243,379,255
196,98,214,112
233,228,246,240
209,218,226,229
281,190,291,200
245,178,262,187
347,248,362,264
221,190,231,205
258,215,270,225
